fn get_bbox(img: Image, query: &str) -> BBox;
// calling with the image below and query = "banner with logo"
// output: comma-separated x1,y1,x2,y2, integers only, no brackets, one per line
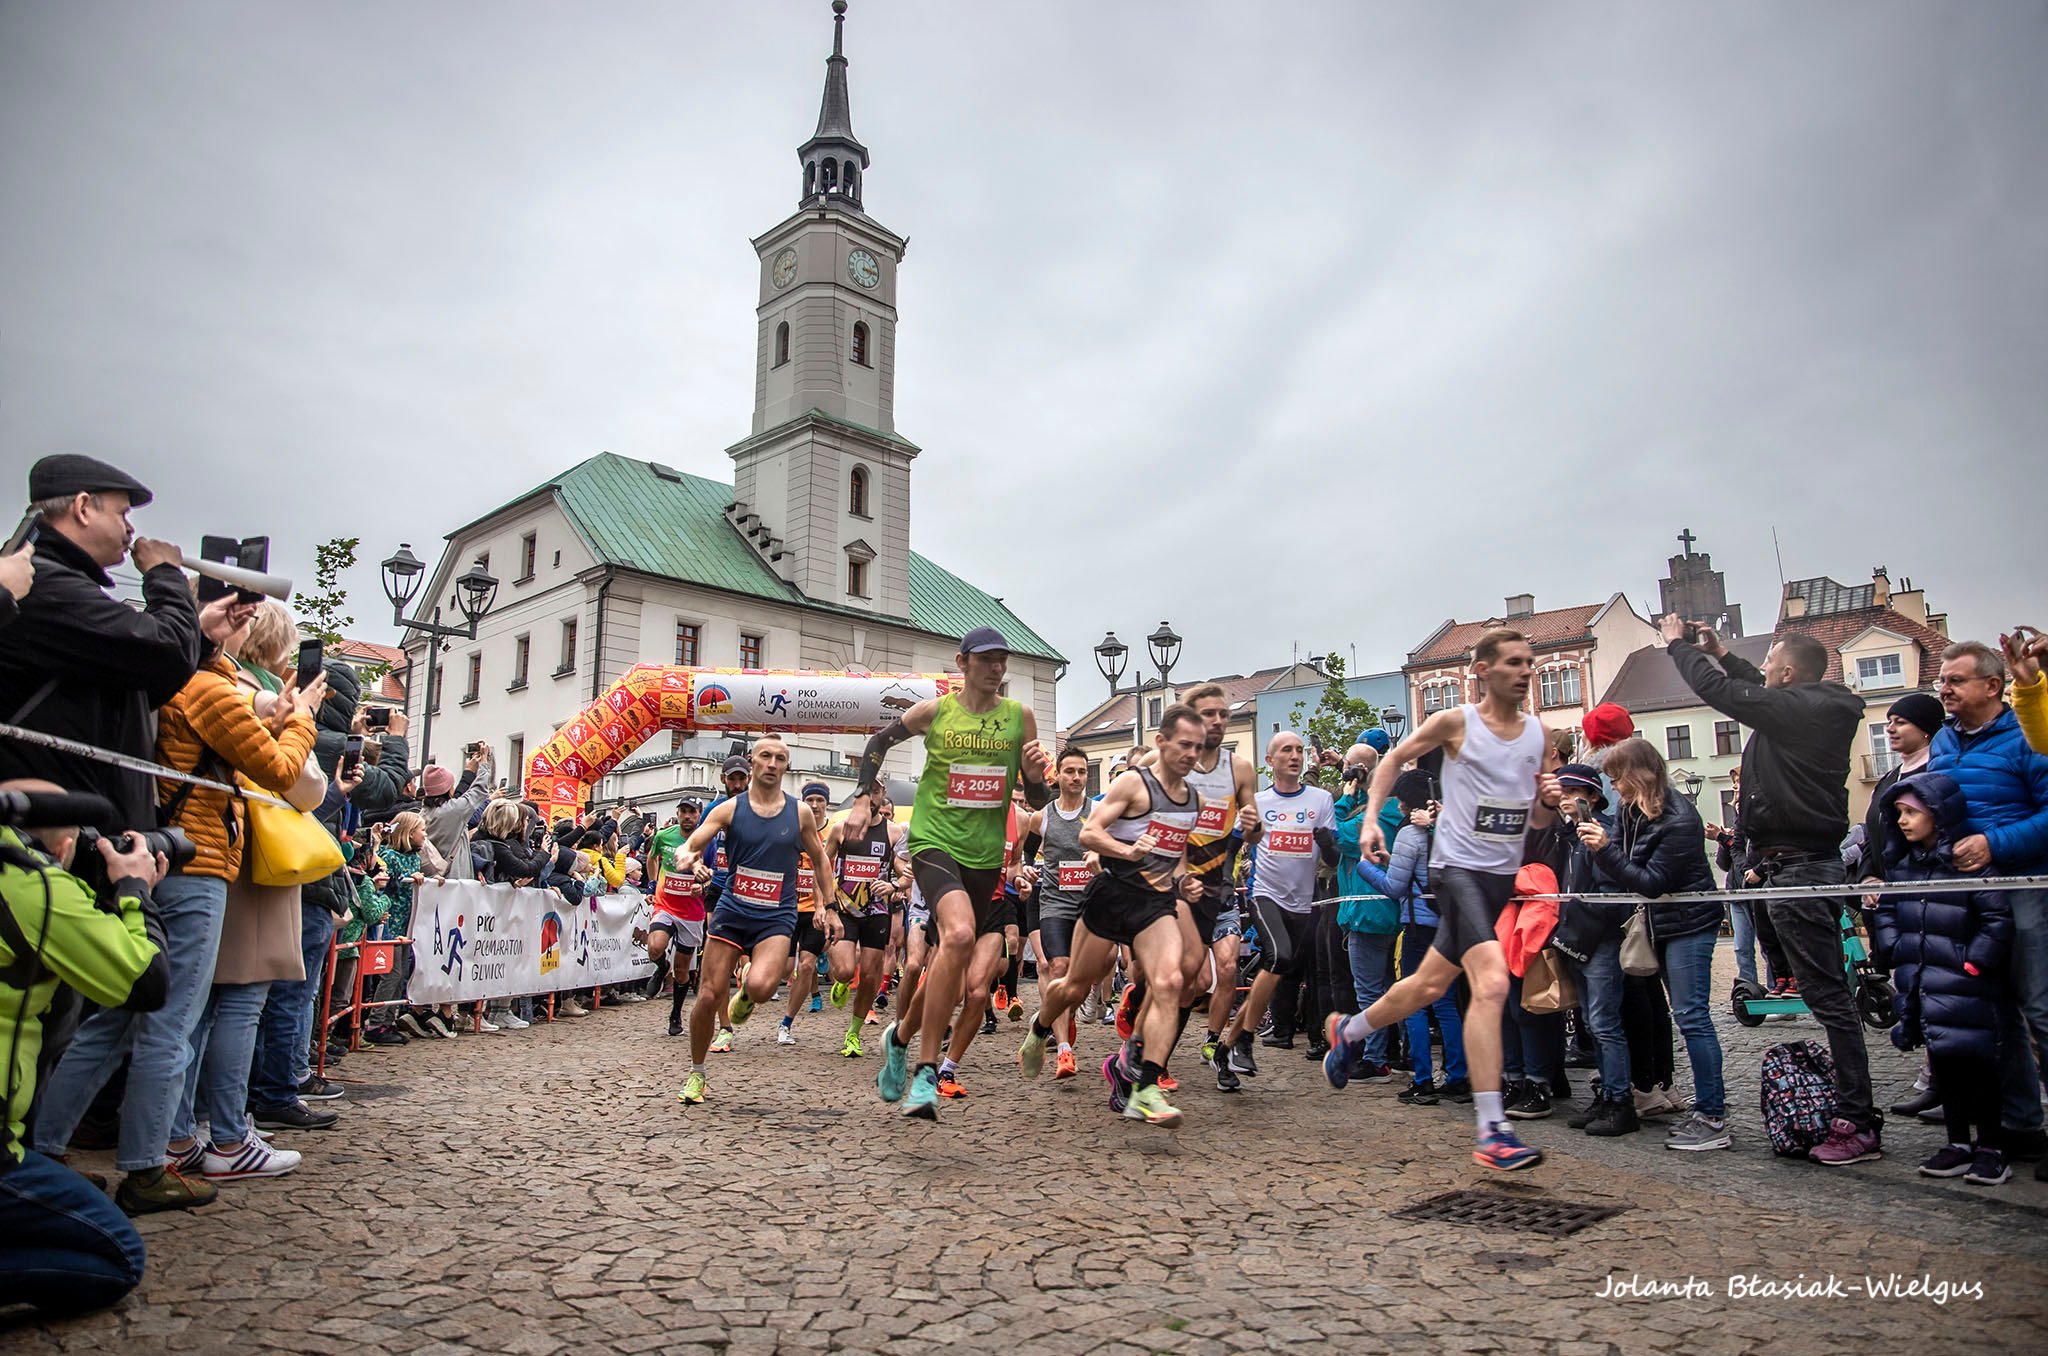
687,669,954,735
405,880,657,1005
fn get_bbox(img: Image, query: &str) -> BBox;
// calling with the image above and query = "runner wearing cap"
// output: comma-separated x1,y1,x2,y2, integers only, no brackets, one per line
644,797,706,1036
847,626,1052,1120
671,736,832,1106
777,782,844,1044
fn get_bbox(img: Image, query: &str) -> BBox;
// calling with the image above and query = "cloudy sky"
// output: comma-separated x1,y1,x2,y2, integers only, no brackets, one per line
4,1,2043,723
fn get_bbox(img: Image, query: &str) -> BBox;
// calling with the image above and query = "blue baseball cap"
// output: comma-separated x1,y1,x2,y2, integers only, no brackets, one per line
959,626,1011,655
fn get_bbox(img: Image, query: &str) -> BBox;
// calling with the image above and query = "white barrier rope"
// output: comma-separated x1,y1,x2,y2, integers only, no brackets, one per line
0,720,299,812
1276,875,2048,909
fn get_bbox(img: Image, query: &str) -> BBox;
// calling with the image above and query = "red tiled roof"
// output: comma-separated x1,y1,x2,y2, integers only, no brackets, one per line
1065,664,1307,741
1407,603,1604,667
334,637,407,668
1775,607,1950,686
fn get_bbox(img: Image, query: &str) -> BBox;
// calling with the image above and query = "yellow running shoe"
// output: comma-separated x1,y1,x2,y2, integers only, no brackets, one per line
830,980,851,1009
727,989,755,1026
841,1027,864,1058
1123,1083,1183,1127
709,1027,734,1054
677,1071,708,1104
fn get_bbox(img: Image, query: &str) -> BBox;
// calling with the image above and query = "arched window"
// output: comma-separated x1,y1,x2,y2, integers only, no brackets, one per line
843,160,857,195
805,161,816,197
849,466,869,517
851,320,869,367
821,160,837,192
774,321,789,366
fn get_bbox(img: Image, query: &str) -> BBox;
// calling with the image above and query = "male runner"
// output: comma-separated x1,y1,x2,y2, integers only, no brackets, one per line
823,787,904,1056
1324,628,1556,1171
1215,731,1340,1088
1020,704,1207,1126
699,755,752,1052
671,737,832,1105
778,782,843,1045
1026,747,1096,1078
644,796,705,1036
1129,683,1263,1083
849,627,1050,1120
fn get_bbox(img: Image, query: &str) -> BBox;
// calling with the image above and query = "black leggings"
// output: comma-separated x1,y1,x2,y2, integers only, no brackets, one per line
1622,972,1675,1092
1928,1051,2002,1149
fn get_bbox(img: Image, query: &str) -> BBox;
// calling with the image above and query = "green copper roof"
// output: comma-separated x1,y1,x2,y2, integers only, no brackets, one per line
478,452,1063,662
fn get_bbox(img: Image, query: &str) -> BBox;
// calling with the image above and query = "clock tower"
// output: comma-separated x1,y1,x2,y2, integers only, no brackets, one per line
728,0,916,620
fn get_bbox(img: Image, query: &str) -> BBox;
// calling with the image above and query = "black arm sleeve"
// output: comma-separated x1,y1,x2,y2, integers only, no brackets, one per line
1315,826,1340,867
854,719,912,794
1023,776,1051,809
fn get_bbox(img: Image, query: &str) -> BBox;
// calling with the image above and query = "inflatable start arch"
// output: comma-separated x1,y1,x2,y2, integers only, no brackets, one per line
523,665,959,815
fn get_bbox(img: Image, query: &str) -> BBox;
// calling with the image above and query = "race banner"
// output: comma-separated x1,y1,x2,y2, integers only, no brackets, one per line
687,670,953,734
405,879,656,1005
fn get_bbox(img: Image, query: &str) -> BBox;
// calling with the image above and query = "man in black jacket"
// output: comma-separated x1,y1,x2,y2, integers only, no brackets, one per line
0,457,204,830
1666,612,1882,1164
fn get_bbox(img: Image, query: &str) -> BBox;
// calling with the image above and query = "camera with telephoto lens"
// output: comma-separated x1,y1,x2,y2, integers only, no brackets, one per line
70,826,197,905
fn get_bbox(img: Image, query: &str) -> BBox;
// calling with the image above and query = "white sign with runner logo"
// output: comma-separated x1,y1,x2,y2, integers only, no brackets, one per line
405,880,657,1005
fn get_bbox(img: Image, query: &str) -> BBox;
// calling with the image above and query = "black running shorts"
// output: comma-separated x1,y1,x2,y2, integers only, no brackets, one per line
1079,873,1180,948
1428,865,1517,964
838,910,891,951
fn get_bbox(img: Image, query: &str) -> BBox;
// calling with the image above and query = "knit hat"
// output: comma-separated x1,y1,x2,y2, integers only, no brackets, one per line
1361,728,1391,752
801,782,831,801
1391,769,1434,811
1582,703,1635,749
420,765,455,798
1887,692,1945,738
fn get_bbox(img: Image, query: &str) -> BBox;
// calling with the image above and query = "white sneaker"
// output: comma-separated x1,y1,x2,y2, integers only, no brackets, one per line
610,989,647,1004
202,1131,302,1180
476,1016,502,1033
498,1012,531,1030
777,1024,797,1046
558,998,589,1018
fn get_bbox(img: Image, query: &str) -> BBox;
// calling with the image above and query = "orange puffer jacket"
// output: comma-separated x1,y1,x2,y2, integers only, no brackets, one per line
156,656,318,880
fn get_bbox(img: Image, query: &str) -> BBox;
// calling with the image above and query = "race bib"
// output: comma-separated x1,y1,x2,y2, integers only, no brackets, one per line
1472,796,1532,843
1267,827,1314,857
796,863,816,899
1056,861,1093,891
655,869,698,907
841,855,883,883
945,763,1007,810
1148,819,1192,858
730,866,786,906
713,845,730,873
1194,801,1232,837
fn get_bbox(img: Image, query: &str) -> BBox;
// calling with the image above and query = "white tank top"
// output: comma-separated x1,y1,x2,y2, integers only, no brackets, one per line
1431,704,1546,874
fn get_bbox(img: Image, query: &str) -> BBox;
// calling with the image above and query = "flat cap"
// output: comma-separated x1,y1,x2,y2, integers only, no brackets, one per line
28,454,154,508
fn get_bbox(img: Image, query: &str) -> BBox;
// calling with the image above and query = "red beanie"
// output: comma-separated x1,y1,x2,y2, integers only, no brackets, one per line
1582,702,1635,749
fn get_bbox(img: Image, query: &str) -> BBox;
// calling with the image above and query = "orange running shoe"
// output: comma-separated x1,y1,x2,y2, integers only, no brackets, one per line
1115,986,1138,1041
1053,1048,1078,1080
936,1071,968,1099
1158,1072,1179,1092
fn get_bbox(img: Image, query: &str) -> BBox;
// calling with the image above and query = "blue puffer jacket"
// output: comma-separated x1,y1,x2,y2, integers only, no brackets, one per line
1870,772,2011,1061
1927,706,2048,873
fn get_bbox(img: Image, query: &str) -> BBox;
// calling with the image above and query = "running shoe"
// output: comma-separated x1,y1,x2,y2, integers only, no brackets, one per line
1664,1112,1730,1151
1964,1147,2011,1186
841,1028,863,1058
1053,1048,1078,1080
993,984,1011,1015
1157,1073,1179,1092
1019,1028,1048,1079
903,1065,940,1120
666,1014,684,1038
116,1165,218,1214
809,993,823,1013
1123,1084,1183,1127
865,1010,881,1025
1215,1060,1241,1093
1199,1037,1221,1066
1115,987,1138,1041
979,1011,998,1036
1322,1013,1362,1090
1227,1035,1258,1077
166,1140,205,1176
1918,1144,1974,1178
202,1132,302,1181
709,1027,735,1054
398,1011,429,1039
877,1022,910,1103
937,1071,967,1099
677,1071,707,1105
1102,1050,1134,1114
1007,991,1025,1023
830,980,851,1009
728,990,756,1026
1473,1128,1545,1172
1399,1080,1439,1106
777,1023,797,1046
499,1012,532,1030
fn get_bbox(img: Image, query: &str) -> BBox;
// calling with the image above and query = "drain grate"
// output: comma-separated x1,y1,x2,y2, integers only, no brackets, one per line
1393,1189,1623,1238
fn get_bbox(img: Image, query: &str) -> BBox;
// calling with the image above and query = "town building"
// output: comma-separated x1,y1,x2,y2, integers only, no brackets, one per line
1059,663,1325,796
1254,669,1408,754
394,6,1061,812
1400,594,1660,739
1599,633,1775,826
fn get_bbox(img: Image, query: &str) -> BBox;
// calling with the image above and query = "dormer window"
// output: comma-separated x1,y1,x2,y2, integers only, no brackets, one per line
1856,653,1904,689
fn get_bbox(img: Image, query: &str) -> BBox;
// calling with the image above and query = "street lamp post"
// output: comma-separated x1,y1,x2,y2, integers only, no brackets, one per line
1381,704,1407,745
1675,769,1704,803
381,543,499,773
1094,630,1132,754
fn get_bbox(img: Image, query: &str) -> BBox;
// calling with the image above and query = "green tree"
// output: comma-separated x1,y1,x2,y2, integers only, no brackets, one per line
1287,654,1383,789
299,536,360,648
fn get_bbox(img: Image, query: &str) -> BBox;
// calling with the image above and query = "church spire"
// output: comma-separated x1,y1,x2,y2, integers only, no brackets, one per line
799,1,870,211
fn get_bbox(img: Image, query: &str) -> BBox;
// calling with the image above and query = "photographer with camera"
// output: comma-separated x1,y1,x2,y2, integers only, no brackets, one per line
0,781,171,1314
422,744,493,884
33,597,323,1207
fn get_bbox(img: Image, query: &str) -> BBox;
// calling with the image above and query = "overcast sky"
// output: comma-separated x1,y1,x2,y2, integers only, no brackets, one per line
4,1,2043,724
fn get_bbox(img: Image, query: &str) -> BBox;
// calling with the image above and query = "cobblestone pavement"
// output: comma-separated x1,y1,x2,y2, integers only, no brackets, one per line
18,942,2048,1355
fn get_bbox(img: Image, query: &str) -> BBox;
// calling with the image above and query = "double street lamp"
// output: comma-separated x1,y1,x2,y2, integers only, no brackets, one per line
1094,622,1182,756
380,543,499,773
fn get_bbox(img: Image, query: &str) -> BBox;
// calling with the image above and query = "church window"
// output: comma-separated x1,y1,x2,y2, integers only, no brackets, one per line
849,466,870,517
821,160,837,192
774,322,790,367
843,160,857,195
805,162,816,197
851,321,869,367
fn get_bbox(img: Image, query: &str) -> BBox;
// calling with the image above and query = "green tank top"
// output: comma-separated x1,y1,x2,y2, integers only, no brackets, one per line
907,694,1025,869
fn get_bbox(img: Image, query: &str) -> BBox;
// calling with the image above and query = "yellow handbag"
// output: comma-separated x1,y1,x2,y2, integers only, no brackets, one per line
240,774,344,887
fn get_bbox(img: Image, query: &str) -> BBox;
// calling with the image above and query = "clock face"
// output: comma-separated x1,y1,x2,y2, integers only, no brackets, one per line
846,248,880,289
771,247,798,289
